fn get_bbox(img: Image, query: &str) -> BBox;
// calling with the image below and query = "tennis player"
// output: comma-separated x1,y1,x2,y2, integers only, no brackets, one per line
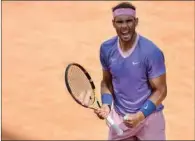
95,2,167,140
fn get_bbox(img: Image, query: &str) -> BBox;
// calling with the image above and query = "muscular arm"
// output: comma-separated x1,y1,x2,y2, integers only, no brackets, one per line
101,70,114,95
136,73,167,121
137,48,167,119
94,70,113,117
148,74,167,106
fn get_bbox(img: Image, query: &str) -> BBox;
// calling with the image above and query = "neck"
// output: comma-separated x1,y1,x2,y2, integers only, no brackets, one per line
119,32,137,52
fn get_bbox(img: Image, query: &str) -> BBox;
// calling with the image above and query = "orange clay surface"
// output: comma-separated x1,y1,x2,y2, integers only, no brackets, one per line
2,1,194,140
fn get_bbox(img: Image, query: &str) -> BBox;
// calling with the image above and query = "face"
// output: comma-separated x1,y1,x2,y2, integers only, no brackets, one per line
112,15,138,42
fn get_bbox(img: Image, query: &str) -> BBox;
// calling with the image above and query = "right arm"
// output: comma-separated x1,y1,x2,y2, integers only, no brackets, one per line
101,70,113,95
95,70,113,119
99,44,113,97
95,44,114,119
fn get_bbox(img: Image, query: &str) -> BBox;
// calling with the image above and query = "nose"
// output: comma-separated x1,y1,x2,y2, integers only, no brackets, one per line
121,22,128,28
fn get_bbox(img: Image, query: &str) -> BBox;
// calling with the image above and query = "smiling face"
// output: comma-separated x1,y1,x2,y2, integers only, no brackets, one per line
112,15,138,42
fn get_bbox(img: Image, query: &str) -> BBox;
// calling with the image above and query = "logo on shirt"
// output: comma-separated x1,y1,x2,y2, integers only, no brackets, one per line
111,58,116,62
132,61,140,65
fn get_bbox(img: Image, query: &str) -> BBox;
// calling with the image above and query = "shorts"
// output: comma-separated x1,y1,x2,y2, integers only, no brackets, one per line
108,108,166,140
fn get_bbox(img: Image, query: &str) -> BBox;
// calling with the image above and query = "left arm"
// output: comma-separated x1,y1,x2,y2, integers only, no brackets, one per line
124,47,167,126
139,48,167,119
135,74,167,122
148,73,167,107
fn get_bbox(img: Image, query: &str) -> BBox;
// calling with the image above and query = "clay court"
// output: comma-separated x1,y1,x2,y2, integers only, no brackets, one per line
2,1,194,140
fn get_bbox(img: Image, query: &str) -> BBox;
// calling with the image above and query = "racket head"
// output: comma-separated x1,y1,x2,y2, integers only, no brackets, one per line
64,63,97,108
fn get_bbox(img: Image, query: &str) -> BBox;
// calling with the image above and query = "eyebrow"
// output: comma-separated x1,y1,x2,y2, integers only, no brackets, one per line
114,18,134,22
114,16,135,20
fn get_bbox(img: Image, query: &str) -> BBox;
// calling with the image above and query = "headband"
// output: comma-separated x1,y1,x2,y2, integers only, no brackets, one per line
113,8,136,17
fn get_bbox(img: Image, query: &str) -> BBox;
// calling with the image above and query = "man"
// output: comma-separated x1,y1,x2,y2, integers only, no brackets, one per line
95,2,167,140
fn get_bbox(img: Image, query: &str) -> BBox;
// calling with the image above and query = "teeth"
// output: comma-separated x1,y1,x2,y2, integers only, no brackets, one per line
122,34,130,38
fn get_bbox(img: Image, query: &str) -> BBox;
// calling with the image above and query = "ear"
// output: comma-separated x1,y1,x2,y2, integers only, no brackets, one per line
135,17,139,27
112,19,116,29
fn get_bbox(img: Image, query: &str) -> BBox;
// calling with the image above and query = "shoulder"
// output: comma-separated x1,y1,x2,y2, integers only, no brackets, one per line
138,35,164,57
100,36,118,54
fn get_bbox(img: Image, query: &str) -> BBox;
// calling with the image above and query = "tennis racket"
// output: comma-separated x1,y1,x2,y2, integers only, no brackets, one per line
64,63,123,136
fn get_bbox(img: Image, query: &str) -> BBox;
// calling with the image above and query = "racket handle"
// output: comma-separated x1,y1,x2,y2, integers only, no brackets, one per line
106,115,124,136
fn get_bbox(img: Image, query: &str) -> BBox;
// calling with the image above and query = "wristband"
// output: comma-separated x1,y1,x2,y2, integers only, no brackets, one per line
140,100,156,118
101,93,113,105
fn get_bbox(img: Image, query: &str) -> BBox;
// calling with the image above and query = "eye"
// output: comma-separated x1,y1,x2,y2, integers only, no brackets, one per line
115,20,123,24
126,19,133,23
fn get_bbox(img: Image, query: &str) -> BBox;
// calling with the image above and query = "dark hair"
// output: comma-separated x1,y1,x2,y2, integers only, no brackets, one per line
112,2,136,12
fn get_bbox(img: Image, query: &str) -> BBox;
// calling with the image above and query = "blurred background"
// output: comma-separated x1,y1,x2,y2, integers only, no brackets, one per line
2,1,194,140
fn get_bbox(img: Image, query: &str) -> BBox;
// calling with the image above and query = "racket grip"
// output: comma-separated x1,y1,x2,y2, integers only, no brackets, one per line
106,115,124,136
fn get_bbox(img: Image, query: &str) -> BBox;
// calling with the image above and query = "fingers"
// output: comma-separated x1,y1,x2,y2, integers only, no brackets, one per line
94,108,101,114
99,111,109,118
124,122,134,128
96,109,107,118
94,109,105,119
123,119,134,128
123,114,134,122
123,114,135,128
94,107,110,119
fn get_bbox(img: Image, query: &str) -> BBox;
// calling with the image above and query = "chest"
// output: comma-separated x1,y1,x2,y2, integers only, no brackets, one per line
108,50,146,79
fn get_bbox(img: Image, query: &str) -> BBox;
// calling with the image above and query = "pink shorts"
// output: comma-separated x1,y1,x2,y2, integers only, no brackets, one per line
107,108,166,140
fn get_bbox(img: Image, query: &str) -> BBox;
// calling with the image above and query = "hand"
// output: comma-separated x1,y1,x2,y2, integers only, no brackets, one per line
94,104,111,119
123,111,145,128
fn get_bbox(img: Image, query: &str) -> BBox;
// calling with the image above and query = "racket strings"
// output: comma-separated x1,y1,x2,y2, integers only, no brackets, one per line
67,66,95,106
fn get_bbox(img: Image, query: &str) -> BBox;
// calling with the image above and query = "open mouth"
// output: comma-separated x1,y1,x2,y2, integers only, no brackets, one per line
122,33,130,38
121,31,131,39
